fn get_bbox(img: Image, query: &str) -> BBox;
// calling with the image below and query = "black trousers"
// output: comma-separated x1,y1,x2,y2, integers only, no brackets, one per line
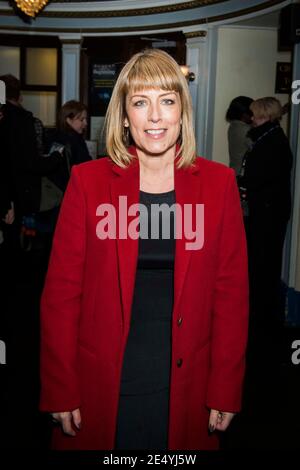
245,212,289,368
246,213,288,324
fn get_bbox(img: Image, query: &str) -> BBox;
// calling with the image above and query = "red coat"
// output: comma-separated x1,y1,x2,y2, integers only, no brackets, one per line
40,152,249,450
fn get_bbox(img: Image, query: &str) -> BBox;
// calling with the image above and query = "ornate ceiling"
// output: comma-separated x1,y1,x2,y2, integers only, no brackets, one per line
0,0,290,34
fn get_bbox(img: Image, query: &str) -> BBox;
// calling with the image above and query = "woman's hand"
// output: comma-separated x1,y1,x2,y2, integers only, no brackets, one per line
208,409,235,432
2,205,14,225
51,408,81,436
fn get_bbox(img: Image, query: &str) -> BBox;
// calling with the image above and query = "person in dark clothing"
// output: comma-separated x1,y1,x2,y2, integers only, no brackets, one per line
0,74,66,274
0,156,13,222
0,74,64,218
58,100,91,165
0,75,64,450
57,101,90,162
0,83,11,220
0,108,13,222
225,96,253,175
47,100,91,192
239,97,293,363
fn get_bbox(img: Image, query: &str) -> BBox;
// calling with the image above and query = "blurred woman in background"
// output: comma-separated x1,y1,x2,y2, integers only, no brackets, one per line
239,97,292,356
226,96,253,175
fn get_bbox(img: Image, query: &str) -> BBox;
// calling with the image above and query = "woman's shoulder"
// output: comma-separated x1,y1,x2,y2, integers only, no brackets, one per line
256,125,291,155
274,125,290,141
74,157,113,177
195,156,234,179
52,129,67,142
229,120,250,130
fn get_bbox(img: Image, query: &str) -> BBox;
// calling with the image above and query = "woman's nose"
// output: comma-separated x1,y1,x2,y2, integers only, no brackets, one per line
148,103,161,122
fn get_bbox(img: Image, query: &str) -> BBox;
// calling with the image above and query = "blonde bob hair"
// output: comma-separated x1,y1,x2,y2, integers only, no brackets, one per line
250,97,283,123
105,49,196,168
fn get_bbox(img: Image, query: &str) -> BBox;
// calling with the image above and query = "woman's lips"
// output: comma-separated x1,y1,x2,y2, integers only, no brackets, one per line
145,129,166,138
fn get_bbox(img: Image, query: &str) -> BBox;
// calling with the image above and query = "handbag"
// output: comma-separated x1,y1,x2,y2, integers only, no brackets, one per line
39,142,71,212
39,176,64,212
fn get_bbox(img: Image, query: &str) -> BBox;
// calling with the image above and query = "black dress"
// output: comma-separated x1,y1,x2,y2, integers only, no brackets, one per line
115,190,175,450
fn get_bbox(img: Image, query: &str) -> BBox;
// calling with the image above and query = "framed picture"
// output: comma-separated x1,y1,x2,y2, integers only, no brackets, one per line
275,62,292,94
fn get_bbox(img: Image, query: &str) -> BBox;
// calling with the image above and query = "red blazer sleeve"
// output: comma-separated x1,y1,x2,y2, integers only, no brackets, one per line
40,166,86,412
206,170,249,412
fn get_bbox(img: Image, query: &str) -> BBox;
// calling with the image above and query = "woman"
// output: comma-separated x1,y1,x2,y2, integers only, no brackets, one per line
225,96,253,175
239,97,292,336
40,49,248,450
57,100,91,166
50,100,91,191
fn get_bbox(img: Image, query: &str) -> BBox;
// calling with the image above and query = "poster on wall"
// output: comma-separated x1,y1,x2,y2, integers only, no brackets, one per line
90,63,117,116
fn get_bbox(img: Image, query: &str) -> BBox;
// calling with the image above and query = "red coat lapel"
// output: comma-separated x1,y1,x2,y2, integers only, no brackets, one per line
173,162,201,314
110,156,139,331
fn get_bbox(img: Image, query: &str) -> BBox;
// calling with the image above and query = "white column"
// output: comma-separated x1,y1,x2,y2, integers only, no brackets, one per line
185,27,219,159
60,35,82,104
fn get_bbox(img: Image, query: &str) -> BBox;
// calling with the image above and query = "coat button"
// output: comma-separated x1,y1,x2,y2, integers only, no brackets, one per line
177,317,183,326
177,358,183,367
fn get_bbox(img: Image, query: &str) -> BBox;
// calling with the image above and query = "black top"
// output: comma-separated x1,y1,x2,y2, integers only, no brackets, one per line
119,190,175,395
46,129,91,191
0,102,62,216
242,120,293,218
50,129,91,166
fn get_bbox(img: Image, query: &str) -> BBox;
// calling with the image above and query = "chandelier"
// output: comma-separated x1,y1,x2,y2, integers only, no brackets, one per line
14,0,49,18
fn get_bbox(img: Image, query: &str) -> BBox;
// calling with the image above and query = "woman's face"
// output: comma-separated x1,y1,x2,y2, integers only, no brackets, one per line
124,87,182,159
66,110,87,134
251,110,269,127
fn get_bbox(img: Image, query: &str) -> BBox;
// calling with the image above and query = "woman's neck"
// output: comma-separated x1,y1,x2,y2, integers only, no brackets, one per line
138,150,175,193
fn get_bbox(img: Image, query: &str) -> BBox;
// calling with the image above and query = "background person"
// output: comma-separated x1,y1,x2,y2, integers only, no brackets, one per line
239,97,292,363
46,100,91,193
225,96,253,175
0,74,64,222
0,74,65,449
40,49,248,450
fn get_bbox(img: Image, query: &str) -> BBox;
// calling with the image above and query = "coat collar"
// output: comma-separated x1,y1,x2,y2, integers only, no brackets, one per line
248,120,280,142
109,146,201,331
111,145,200,177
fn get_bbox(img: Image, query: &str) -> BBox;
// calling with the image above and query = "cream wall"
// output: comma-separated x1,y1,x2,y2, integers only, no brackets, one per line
0,45,58,126
0,46,20,77
212,27,291,166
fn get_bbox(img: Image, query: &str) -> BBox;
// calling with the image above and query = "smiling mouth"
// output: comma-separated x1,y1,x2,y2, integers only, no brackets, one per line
145,129,166,135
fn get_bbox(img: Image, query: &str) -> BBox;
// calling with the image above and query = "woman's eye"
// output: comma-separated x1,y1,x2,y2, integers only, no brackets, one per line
162,98,175,105
133,100,146,107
